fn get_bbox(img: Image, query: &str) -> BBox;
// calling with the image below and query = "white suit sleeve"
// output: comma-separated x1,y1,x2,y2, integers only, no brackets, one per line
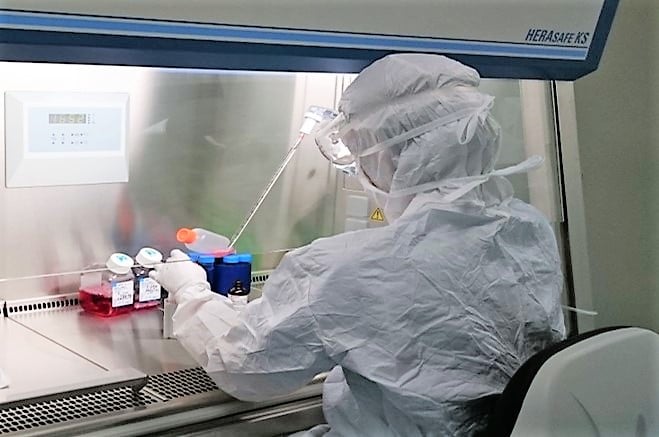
172,252,333,402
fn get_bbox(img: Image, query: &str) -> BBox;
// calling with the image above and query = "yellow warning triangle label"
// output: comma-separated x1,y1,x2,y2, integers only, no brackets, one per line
370,208,385,222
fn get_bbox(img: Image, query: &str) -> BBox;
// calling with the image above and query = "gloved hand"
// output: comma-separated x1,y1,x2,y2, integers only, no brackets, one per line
150,249,208,302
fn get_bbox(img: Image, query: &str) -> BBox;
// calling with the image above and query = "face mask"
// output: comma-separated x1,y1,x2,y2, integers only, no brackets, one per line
357,171,414,222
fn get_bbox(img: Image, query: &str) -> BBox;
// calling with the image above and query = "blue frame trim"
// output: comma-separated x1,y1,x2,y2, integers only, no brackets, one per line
0,2,619,80
1,11,587,60
583,0,619,75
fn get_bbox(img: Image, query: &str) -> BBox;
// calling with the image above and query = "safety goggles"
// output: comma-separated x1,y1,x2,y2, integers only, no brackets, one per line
314,112,354,159
307,112,354,176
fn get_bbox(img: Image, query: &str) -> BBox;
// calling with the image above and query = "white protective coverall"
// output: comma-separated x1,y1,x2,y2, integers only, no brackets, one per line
152,54,566,436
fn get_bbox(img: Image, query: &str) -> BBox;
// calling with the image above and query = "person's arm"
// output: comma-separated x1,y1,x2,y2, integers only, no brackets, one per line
163,251,333,402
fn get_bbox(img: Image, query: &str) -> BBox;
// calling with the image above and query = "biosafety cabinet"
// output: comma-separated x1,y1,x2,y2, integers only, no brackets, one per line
0,1,617,435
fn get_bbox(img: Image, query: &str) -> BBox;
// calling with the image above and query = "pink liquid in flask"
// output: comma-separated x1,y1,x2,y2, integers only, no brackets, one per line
79,253,135,317
79,284,133,317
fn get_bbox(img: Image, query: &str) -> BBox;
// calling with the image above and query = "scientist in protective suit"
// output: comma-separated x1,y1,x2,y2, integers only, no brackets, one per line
152,54,565,436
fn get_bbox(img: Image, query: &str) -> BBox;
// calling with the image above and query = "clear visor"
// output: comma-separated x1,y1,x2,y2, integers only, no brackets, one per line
314,113,358,175
315,113,355,165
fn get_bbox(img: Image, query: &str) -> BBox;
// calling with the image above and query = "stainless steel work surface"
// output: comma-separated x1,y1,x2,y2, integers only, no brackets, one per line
10,307,197,375
0,317,108,403
1,305,328,436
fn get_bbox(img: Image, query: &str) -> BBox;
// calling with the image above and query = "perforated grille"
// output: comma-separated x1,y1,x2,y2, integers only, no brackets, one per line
146,367,218,401
5,294,79,316
0,386,157,435
251,270,271,285
0,366,221,434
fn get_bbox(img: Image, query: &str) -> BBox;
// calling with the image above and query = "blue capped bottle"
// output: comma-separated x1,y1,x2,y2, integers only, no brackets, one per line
197,254,216,290
214,254,241,296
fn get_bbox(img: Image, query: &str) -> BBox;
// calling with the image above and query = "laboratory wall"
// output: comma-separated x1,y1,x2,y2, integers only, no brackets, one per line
0,63,341,300
572,0,659,331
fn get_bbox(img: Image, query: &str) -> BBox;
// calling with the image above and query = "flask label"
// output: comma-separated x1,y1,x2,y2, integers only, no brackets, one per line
112,280,134,307
139,278,162,302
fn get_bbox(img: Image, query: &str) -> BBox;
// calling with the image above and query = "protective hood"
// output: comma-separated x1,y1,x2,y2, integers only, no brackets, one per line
338,54,502,202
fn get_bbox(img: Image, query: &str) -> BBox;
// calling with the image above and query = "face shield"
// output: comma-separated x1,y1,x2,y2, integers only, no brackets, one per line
313,113,358,176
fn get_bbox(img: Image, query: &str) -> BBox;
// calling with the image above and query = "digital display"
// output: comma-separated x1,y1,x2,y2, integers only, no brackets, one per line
49,113,87,124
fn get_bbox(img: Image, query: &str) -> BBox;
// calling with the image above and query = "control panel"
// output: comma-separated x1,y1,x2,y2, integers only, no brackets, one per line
5,91,129,187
